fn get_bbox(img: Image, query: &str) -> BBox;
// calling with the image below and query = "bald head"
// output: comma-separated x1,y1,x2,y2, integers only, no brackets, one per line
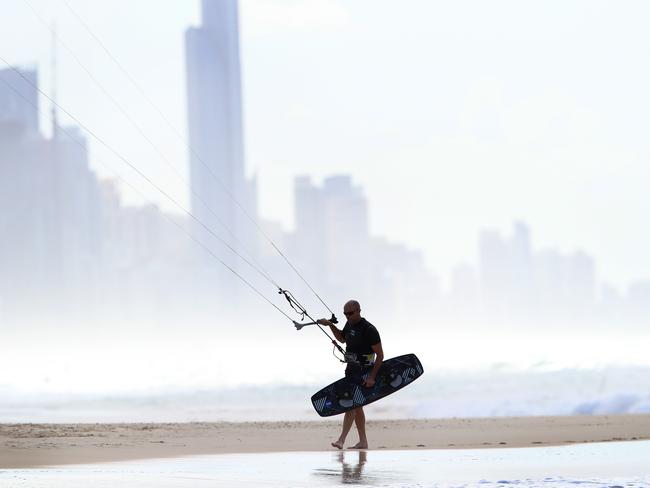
345,300,360,311
343,300,361,323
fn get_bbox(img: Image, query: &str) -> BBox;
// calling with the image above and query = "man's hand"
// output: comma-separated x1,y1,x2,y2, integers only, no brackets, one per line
363,377,375,388
319,319,345,343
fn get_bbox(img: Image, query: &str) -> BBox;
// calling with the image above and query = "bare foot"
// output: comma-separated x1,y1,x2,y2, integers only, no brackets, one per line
349,442,368,449
331,440,344,449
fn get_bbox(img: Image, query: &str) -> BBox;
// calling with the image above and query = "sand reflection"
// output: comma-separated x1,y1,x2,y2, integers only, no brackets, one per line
338,450,367,484
313,450,407,485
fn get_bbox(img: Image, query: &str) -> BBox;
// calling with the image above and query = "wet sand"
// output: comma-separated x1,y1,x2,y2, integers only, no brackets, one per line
1,414,649,469
4,442,650,487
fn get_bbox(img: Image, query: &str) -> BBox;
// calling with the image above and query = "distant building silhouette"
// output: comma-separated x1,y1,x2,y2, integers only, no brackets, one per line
0,80,52,319
472,222,600,325
185,0,258,307
626,281,650,324
0,67,39,138
0,67,102,321
478,228,511,316
185,0,255,246
292,175,328,280
289,174,437,320
291,175,370,292
510,221,534,313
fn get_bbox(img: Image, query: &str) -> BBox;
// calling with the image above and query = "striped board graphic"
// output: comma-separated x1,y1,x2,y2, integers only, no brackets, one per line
310,353,424,417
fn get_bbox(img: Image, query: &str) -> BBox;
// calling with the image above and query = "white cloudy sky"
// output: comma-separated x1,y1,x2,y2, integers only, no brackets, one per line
2,0,649,290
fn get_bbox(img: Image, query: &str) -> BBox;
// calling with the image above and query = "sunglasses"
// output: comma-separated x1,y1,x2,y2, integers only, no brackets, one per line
343,310,358,316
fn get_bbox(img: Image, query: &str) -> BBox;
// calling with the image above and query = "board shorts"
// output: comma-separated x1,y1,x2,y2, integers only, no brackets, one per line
344,363,373,385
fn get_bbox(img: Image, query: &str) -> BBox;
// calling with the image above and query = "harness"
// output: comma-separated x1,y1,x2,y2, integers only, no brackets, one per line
345,352,376,366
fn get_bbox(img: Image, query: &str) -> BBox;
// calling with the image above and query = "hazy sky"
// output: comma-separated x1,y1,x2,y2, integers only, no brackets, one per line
2,0,649,290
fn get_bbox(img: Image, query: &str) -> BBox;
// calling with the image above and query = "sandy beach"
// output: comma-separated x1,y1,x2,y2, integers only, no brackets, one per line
2,414,649,469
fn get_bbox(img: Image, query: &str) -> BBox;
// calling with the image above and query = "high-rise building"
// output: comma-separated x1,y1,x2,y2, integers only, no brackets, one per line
293,175,370,289
509,221,533,315
52,125,103,297
185,0,251,245
293,175,327,275
0,67,51,321
478,228,511,313
0,67,39,139
565,250,596,309
185,1,259,311
0,66,104,322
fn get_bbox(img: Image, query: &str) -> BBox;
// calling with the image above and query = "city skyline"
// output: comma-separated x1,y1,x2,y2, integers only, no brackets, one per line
1,56,648,328
2,0,650,290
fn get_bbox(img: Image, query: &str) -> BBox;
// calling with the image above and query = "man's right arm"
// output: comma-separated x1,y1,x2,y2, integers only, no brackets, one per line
317,319,345,343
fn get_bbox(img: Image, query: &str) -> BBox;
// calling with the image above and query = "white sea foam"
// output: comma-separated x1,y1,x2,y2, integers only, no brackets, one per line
2,328,650,422
1,366,649,423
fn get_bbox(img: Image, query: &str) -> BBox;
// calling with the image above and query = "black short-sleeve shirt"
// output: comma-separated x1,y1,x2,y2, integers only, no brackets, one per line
342,317,380,355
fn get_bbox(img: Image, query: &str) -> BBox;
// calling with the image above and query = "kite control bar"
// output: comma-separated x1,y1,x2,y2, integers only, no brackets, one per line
293,312,347,362
294,313,338,330
293,320,316,330
279,288,344,361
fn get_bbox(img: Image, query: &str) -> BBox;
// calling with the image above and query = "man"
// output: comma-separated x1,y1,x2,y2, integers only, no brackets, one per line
318,300,384,449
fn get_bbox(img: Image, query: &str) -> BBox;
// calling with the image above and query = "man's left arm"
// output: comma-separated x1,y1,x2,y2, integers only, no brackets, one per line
364,342,384,388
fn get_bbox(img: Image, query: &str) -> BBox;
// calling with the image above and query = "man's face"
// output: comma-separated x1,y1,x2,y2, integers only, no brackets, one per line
343,304,361,323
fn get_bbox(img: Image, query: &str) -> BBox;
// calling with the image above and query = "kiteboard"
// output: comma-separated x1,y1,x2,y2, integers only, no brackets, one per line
311,353,423,417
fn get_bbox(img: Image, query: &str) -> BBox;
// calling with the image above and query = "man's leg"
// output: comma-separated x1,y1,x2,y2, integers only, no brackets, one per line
350,407,368,449
332,409,356,449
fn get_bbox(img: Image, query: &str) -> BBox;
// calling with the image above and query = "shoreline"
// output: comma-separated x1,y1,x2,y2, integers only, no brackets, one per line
2,414,650,469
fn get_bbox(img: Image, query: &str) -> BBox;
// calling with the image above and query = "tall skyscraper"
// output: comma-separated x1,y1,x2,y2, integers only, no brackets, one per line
185,0,250,246
0,65,104,323
0,67,50,321
292,175,371,298
0,67,39,139
478,228,510,312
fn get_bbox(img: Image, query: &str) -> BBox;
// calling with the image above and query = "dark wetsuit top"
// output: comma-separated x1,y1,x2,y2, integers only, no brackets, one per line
342,318,380,376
